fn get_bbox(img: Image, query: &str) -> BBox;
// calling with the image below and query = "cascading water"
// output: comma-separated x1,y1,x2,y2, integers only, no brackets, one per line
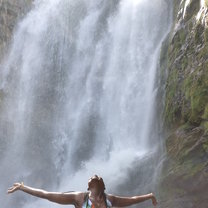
0,0,172,207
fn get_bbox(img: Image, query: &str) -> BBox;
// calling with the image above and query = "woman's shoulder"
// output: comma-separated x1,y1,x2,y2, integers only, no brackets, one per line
105,193,114,200
105,193,114,207
69,192,88,208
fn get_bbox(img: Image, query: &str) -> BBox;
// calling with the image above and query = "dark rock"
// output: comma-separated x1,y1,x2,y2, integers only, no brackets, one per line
0,0,33,59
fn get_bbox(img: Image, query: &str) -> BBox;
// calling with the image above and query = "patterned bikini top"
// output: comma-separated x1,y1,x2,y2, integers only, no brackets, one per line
82,192,112,208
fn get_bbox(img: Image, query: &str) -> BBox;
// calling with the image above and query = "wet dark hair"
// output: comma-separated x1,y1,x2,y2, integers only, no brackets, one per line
87,175,105,191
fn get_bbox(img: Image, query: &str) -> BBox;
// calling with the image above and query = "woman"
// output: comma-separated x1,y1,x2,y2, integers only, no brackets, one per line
8,174,158,207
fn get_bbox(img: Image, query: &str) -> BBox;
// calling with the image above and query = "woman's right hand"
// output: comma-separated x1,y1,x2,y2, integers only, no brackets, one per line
150,193,158,206
7,182,22,194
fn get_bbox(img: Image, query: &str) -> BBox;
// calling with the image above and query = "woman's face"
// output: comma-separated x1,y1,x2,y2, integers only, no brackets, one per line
88,178,103,192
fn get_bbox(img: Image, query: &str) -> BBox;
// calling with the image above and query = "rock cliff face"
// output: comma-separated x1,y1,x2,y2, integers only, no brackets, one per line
0,0,33,58
159,0,208,207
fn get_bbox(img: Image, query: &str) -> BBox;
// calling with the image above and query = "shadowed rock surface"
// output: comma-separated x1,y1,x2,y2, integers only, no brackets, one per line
0,0,33,58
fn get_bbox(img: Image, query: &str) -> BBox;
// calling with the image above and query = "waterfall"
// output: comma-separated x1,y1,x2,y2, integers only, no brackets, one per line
0,0,172,207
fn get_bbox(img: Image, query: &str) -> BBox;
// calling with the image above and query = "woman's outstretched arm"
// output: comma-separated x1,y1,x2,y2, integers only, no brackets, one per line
7,182,82,205
108,192,157,207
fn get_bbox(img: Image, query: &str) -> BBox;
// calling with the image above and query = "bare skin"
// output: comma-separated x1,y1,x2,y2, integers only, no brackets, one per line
7,180,158,207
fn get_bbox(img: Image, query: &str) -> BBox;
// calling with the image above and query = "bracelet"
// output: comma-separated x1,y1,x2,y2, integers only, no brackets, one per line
19,182,24,190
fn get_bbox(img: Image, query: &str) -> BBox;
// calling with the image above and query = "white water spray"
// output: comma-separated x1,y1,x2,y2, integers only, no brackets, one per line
0,0,171,207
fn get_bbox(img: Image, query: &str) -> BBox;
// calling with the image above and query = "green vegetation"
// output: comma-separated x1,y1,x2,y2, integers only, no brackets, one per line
183,64,208,124
164,16,208,127
182,161,204,178
181,55,188,70
164,68,181,125
203,138,208,152
202,104,208,119
159,1,208,205
204,28,208,43
194,23,204,45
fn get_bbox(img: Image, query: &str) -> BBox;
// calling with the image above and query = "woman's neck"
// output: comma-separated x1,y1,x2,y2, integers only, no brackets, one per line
89,190,105,200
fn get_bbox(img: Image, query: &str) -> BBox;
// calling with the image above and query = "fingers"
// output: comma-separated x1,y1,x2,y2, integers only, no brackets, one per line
7,187,15,194
151,195,158,206
7,183,21,194
7,187,17,193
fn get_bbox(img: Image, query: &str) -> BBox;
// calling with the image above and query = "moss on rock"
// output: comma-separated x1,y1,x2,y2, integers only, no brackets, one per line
159,0,208,207
183,64,208,124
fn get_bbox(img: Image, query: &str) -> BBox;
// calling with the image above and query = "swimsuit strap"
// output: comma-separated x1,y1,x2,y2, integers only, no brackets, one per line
82,192,90,208
103,193,112,207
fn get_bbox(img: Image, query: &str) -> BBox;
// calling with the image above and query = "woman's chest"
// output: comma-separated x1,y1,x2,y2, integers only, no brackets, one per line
80,198,109,208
